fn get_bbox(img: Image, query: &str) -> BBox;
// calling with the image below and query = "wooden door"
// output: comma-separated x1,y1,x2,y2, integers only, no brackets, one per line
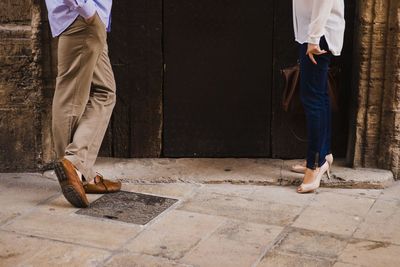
100,0,163,158
102,0,355,159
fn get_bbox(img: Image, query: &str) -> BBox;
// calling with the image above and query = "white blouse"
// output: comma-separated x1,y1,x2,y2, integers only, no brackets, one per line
293,0,346,56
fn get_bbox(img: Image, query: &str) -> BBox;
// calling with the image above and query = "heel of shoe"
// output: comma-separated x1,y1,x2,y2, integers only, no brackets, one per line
327,168,332,179
325,154,333,179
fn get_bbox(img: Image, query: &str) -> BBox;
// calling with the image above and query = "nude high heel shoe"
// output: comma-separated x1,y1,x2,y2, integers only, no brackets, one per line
297,161,329,193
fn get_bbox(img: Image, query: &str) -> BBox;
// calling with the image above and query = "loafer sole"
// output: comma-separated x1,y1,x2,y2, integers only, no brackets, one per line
54,161,89,208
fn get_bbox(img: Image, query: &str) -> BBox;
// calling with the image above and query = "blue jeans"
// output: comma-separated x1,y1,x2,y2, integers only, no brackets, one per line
299,37,332,170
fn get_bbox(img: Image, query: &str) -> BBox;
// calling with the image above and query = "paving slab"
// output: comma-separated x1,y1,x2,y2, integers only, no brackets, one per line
0,173,59,225
318,188,382,199
42,157,395,189
2,207,141,250
125,210,225,260
293,191,375,237
307,191,376,217
123,183,200,199
293,207,364,237
258,251,332,267
197,183,312,206
275,228,348,260
104,253,188,267
332,263,359,267
0,231,47,267
198,184,259,198
178,189,304,226
0,231,111,267
250,185,314,206
379,181,400,201
353,199,400,245
35,194,103,215
336,239,400,267
181,220,282,267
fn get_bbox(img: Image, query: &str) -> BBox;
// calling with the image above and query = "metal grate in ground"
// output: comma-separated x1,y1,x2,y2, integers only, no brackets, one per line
76,191,178,225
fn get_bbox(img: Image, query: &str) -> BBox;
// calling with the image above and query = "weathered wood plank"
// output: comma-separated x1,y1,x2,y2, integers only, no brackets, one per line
100,0,163,158
163,0,274,157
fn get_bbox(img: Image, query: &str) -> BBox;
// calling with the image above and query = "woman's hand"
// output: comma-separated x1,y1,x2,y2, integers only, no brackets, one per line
306,44,327,65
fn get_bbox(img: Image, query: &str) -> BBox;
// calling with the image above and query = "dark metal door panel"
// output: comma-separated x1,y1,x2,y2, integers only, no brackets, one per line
163,0,274,157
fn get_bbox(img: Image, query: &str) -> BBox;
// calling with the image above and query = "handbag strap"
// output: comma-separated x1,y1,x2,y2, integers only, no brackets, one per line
281,64,300,112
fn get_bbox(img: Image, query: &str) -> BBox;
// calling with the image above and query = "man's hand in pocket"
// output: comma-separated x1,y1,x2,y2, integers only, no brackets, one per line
85,13,96,24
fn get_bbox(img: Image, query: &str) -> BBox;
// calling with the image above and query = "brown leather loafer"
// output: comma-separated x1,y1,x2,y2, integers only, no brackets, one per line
84,175,121,194
54,158,89,208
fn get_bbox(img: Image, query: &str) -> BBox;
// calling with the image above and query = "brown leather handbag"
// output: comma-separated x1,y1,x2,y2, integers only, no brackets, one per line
281,64,340,112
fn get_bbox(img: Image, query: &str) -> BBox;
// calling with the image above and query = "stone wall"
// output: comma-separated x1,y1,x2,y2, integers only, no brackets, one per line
352,0,400,179
0,0,45,171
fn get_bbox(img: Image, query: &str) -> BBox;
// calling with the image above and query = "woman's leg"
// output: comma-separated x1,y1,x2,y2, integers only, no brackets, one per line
324,91,332,157
299,38,332,170
322,37,332,158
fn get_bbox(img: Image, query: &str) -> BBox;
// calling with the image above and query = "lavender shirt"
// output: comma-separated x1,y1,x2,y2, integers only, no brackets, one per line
45,0,112,37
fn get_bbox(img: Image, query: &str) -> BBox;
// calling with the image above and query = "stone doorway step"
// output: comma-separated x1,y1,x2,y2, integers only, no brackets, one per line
44,158,394,189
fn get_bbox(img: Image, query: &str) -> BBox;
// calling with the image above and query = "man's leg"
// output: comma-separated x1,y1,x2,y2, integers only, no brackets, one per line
65,43,116,181
53,15,106,176
52,15,106,207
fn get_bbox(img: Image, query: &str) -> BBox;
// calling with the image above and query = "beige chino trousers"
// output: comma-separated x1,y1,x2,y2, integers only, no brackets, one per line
52,14,116,181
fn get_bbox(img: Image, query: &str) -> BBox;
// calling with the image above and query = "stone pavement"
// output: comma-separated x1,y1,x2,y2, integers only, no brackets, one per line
1,171,400,267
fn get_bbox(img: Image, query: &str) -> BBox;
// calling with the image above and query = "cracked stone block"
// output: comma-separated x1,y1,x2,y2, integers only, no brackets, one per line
181,220,282,267
336,239,400,267
199,184,258,198
354,199,400,245
332,263,360,267
0,231,110,267
307,191,375,217
318,188,382,199
275,228,348,260
293,191,375,236
258,251,332,267
380,182,400,201
178,190,304,226
124,183,200,199
293,207,364,237
104,253,186,267
250,185,314,206
125,210,224,260
0,173,59,225
2,209,141,250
